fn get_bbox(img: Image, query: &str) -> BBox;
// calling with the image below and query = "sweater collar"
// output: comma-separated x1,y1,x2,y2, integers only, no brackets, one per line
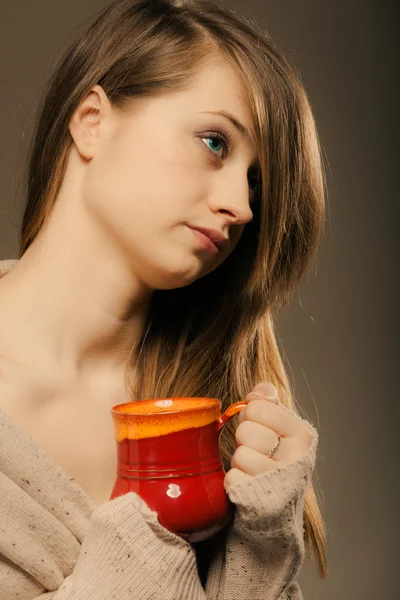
0,259,19,278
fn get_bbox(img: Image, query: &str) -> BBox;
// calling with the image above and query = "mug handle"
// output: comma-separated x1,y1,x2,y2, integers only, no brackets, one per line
217,401,248,434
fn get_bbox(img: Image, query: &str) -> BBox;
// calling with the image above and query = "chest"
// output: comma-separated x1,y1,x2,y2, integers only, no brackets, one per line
37,400,118,504
0,370,130,505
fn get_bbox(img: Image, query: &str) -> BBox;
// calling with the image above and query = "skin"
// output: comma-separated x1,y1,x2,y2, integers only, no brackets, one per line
0,55,311,503
225,382,313,490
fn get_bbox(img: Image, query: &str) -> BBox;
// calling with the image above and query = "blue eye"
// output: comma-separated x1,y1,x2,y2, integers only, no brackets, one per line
201,128,233,159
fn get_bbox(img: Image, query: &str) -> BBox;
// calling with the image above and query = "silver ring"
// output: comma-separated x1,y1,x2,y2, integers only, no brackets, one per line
267,435,281,458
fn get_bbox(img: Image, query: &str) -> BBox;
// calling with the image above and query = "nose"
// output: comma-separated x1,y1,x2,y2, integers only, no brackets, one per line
209,169,255,226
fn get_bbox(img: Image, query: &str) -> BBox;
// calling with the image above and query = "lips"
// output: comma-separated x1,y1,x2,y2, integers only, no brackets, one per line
188,226,228,249
187,226,220,256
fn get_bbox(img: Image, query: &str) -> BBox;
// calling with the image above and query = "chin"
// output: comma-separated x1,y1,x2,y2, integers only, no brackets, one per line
142,262,204,291
135,245,221,291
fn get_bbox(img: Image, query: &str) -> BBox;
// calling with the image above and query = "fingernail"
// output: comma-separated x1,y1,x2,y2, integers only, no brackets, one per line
246,392,264,400
253,382,278,401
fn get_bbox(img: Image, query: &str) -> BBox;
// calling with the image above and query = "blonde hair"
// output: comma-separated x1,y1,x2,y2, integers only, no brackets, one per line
21,0,328,577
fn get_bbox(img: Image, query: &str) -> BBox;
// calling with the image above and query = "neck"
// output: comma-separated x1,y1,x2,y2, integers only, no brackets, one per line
0,192,152,388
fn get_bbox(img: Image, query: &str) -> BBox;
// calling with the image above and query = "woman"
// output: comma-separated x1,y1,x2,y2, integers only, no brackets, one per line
0,0,328,597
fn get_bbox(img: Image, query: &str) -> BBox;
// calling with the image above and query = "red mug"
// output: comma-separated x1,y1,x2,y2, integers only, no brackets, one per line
110,397,247,542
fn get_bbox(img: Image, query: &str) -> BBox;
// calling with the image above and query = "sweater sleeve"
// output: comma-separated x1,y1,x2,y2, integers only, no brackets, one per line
42,492,207,600
204,416,318,600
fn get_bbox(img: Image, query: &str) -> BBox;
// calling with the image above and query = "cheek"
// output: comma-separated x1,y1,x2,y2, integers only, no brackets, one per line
84,130,196,232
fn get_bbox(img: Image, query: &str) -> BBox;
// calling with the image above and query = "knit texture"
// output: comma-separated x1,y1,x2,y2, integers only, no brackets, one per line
0,259,318,599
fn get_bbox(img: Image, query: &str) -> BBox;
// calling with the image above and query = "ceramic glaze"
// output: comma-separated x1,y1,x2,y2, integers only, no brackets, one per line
110,397,246,542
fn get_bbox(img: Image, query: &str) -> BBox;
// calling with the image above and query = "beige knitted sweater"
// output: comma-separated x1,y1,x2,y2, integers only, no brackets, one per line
0,259,319,599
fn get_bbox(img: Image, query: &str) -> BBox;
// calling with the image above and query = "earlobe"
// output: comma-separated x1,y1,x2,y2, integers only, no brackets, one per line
68,85,108,160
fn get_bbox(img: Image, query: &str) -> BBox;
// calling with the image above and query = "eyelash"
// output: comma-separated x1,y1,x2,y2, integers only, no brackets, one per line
201,127,261,202
201,127,234,159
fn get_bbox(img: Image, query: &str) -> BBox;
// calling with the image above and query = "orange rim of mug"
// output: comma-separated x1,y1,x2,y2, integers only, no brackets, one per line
111,397,247,442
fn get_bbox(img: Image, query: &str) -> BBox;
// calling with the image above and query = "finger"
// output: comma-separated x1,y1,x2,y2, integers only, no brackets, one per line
237,399,295,438
235,420,281,456
238,407,247,424
224,467,251,492
238,382,280,424
231,444,281,476
252,381,280,403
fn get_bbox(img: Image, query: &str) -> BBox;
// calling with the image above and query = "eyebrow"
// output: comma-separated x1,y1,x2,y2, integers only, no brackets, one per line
201,109,249,137
198,110,260,168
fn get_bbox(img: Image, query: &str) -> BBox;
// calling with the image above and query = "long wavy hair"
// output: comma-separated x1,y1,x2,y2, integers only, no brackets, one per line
20,0,328,577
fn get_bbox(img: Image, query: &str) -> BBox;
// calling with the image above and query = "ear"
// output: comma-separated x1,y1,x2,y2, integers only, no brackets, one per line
69,84,112,160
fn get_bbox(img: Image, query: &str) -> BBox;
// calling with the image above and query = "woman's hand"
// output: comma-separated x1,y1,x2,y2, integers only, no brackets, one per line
224,381,314,491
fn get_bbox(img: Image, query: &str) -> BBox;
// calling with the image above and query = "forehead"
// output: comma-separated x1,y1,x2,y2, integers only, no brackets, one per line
119,55,258,164
180,56,257,160
184,56,249,114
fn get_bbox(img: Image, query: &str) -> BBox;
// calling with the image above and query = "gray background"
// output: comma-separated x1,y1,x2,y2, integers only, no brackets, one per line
0,1,398,598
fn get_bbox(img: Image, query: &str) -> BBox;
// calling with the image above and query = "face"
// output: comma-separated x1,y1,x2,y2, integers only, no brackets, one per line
79,55,260,290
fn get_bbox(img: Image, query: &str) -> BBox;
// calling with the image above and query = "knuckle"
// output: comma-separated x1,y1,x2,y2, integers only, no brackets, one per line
237,406,247,423
225,468,243,491
224,470,233,489
231,446,245,469
245,399,264,421
235,420,252,445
